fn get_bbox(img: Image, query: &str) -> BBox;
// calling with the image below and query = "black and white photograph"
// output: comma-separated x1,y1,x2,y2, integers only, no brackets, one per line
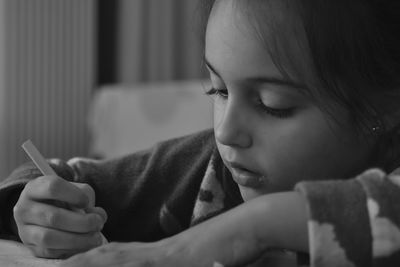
0,0,399,266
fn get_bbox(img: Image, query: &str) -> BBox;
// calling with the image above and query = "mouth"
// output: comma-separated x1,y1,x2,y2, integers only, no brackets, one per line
227,162,265,188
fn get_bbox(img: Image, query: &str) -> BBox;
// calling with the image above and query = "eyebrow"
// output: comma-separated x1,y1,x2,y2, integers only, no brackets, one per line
204,58,306,90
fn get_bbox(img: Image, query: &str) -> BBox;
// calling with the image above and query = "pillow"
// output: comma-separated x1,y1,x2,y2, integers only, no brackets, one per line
88,80,213,158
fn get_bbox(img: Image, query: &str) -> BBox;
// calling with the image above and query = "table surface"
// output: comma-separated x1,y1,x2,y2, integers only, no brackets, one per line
0,239,62,267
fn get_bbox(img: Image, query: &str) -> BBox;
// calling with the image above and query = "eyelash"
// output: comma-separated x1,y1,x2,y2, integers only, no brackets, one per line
205,87,294,119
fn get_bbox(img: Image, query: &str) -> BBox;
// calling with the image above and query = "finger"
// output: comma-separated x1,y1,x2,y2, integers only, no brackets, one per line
23,175,89,209
70,182,96,208
15,202,105,233
20,224,103,250
85,206,108,223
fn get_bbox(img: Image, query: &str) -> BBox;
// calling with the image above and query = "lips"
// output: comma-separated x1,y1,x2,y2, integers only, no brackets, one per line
228,162,264,188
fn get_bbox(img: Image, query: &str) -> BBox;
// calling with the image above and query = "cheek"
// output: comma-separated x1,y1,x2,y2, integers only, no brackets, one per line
256,111,372,187
212,102,226,134
213,101,223,122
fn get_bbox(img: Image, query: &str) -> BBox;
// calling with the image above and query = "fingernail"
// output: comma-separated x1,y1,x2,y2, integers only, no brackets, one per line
95,209,107,223
98,213,106,224
96,214,105,229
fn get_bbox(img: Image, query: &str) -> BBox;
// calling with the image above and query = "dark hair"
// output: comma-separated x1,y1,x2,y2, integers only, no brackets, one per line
197,0,400,170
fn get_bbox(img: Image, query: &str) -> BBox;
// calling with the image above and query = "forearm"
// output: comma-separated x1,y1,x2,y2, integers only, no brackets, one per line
168,191,308,266
60,192,309,267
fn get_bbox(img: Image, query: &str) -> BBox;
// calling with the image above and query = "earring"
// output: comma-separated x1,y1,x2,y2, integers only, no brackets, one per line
372,126,381,133
371,119,385,135
371,124,385,136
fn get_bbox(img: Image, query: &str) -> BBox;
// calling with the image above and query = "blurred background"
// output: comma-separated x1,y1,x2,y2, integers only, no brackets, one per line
0,0,214,179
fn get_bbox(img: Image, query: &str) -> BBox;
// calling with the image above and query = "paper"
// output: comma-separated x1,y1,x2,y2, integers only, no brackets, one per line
0,239,62,267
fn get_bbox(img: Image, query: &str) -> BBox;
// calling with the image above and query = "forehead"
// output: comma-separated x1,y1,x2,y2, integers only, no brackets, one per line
205,0,312,84
205,1,275,79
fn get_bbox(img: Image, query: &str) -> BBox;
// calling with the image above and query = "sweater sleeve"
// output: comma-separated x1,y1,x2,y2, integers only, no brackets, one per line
295,168,400,267
0,129,215,242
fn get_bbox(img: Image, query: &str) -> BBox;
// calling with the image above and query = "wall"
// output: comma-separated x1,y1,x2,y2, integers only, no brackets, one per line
117,0,207,83
0,0,6,178
0,0,96,179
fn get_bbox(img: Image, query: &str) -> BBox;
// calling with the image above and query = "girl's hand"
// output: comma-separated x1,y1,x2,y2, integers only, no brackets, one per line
13,175,108,259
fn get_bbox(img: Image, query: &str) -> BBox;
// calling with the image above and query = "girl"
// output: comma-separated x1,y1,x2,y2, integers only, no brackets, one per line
1,0,400,266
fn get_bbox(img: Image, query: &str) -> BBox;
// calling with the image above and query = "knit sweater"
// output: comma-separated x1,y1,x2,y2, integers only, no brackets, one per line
0,129,399,267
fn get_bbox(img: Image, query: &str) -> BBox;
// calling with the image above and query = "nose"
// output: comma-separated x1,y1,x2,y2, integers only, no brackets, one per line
214,99,253,148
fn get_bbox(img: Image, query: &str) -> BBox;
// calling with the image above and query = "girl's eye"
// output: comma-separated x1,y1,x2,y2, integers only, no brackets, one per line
205,87,294,119
205,87,228,99
256,103,294,119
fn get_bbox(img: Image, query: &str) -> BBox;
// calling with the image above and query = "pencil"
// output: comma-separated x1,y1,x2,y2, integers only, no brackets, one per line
22,140,57,176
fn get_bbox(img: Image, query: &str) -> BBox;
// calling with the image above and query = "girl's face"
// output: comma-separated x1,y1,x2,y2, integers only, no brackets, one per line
206,0,376,201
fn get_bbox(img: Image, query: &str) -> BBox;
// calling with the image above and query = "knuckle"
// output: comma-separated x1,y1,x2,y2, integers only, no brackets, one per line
13,207,27,224
44,211,59,227
13,204,24,218
79,183,95,204
23,179,39,196
35,229,52,246
23,180,34,192
42,177,61,196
